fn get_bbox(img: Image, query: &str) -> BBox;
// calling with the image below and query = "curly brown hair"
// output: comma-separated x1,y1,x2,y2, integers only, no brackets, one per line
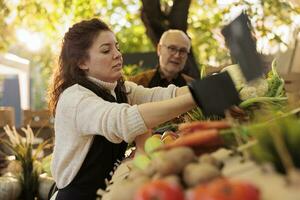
48,18,112,116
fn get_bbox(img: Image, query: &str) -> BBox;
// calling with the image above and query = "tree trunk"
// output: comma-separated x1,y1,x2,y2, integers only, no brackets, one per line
141,0,200,79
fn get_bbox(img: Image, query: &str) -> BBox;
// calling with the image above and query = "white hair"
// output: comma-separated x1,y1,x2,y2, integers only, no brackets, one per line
159,29,191,49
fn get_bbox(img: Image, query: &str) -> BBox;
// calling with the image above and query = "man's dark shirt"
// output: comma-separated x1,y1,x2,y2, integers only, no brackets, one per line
128,67,193,88
148,68,188,87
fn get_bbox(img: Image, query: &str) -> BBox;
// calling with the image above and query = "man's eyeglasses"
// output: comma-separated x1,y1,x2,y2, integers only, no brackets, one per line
161,44,189,57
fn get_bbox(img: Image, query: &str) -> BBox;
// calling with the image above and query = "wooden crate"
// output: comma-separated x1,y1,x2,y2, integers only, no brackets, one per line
22,110,54,156
0,107,15,127
282,73,300,92
22,109,53,128
282,73,300,104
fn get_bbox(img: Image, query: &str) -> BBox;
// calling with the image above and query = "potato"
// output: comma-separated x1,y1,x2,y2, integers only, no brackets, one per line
151,155,176,176
151,147,196,176
198,154,224,170
183,163,221,187
165,147,197,169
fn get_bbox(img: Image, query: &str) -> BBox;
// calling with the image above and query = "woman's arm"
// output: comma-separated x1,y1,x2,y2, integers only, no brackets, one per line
134,86,193,149
134,130,151,153
137,92,196,129
176,86,189,96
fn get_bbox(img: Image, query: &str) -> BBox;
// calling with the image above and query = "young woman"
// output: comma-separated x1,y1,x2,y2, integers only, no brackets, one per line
48,18,196,200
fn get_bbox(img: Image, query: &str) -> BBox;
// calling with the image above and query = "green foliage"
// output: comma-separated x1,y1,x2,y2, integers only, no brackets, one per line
0,0,13,51
122,64,144,78
189,1,300,67
188,1,232,67
1,0,300,108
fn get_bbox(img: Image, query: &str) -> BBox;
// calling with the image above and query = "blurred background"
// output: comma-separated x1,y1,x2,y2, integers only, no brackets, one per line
0,0,300,128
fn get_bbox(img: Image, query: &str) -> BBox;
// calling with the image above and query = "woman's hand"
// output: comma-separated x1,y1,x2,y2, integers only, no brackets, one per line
228,106,249,121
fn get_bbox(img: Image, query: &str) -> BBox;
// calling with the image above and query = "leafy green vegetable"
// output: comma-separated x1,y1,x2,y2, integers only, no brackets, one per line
230,112,300,175
265,60,285,97
238,60,287,118
239,96,287,109
249,116,300,174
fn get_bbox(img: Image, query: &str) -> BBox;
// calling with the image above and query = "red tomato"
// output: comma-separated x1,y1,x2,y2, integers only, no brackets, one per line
187,178,260,200
231,180,260,200
134,180,185,200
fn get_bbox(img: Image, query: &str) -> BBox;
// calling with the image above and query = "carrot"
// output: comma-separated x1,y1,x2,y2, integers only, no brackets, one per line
158,129,223,150
178,120,230,134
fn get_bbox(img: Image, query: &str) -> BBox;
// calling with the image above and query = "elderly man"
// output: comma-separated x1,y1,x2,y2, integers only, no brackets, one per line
129,29,194,87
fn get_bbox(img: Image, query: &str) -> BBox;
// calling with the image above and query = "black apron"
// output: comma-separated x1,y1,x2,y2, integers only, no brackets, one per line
55,80,128,200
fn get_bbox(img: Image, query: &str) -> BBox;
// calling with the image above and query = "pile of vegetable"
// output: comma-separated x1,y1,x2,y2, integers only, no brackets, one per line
139,108,300,175
221,61,288,115
99,142,260,200
99,106,300,200
99,59,299,199
134,120,251,170
98,122,264,200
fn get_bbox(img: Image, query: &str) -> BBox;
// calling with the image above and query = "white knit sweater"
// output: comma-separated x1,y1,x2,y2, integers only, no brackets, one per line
51,79,177,188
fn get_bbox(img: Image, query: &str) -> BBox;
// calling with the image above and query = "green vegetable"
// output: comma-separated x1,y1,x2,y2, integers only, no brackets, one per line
248,115,300,174
218,110,300,175
238,59,287,116
239,96,288,109
265,60,285,97
133,154,151,170
144,136,164,157
186,107,205,121
185,107,222,121
239,78,269,100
